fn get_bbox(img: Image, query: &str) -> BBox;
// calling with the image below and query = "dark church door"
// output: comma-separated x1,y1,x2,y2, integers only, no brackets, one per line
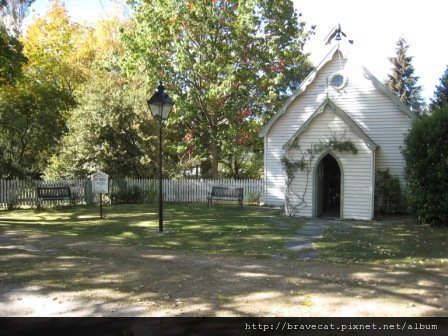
315,154,341,218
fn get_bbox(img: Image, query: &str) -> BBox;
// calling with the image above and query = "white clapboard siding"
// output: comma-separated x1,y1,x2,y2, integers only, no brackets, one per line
287,104,374,219
264,56,347,206
263,47,414,219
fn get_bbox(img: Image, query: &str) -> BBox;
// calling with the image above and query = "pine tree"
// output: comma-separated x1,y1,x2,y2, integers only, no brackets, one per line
429,65,448,111
387,37,424,114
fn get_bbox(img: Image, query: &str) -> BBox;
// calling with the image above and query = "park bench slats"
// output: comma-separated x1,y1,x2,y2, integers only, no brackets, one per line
207,186,243,207
36,186,73,209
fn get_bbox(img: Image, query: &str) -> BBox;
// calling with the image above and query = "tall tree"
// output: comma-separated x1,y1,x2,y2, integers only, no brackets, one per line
1,5,133,178
122,0,313,178
44,73,160,179
0,0,33,85
430,65,448,111
21,0,84,97
0,1,91,178
44,16,161,179
387,37,424,114
0,23,26,85
1,0,35,36
0,80,69,178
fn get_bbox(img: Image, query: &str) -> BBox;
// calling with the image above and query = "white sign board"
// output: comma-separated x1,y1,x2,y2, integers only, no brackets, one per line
92,171,109,194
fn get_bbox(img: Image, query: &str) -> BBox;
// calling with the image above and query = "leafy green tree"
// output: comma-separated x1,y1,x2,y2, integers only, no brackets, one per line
403,107,448,226
122,0,313,178
387,37,424,114
0,81,69,178
0,0,33,85
0,23,26,85
1,4,138,178
43,14,156,179
1,2,117,178
220,115,263,178
429,65,448,111
44,73,166,179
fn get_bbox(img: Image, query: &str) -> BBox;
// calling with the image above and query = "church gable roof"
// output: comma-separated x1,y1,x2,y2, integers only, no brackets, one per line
259,44,342,137
283,98,378,150
259,45,417,138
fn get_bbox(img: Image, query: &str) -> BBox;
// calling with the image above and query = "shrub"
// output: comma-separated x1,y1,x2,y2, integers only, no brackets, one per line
403,107,448,226
375,169,404,214
111,181,143,204
247,192,261,205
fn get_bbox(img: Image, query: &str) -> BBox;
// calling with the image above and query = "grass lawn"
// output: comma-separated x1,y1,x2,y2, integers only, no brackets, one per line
1,204,447,263
0,203,305,258
1,204,448,317
316,217,448,266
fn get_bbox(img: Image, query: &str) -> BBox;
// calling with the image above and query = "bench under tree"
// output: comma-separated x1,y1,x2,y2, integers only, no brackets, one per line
207,186,243,207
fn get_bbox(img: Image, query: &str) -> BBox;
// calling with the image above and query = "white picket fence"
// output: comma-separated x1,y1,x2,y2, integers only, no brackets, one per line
0,178,264,209
0,179,91,209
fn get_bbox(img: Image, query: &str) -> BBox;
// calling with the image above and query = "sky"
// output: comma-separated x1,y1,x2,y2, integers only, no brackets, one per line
27,0,448,103
296,0,448,104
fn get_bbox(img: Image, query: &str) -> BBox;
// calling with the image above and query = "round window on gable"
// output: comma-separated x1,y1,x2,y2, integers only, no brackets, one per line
330,73,347,90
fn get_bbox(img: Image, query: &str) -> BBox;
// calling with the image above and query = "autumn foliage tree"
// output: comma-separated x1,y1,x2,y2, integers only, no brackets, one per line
2,0,315,180
1,1,128,178
122,0,314,178
0,1,81,177
21,0,85,98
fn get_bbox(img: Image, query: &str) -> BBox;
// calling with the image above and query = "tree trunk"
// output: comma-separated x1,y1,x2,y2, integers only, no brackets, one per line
210,125,219,178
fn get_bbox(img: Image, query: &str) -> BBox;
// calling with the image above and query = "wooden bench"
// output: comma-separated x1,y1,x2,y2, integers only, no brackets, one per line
207,186,243,207
36,186,73,209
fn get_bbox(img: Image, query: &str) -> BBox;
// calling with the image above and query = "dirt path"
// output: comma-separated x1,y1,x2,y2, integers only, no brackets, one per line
0,229,447,317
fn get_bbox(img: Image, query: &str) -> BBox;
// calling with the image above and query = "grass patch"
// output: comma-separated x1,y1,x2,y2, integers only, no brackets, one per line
3,205,447,264
0,203,304,258
316,217,448,265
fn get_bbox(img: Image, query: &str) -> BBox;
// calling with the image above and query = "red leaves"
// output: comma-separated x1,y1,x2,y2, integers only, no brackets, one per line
236,132,251,145
236,107,250,122
183,131,194,142
269,59,287,73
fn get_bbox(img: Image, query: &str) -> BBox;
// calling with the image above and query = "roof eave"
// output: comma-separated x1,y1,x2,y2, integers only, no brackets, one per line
283,98,379,151
259,45,343,138
362,67,417,120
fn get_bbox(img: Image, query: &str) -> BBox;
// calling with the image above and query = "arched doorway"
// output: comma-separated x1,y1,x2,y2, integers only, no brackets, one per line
315,154,341,218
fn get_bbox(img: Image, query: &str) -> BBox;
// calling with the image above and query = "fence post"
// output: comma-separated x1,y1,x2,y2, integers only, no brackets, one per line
0,178,265,207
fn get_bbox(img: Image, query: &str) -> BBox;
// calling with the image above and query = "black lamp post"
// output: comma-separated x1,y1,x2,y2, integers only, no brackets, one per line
147,81,174,233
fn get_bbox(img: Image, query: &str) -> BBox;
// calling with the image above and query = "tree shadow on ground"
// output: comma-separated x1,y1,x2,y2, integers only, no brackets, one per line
1,224,447,317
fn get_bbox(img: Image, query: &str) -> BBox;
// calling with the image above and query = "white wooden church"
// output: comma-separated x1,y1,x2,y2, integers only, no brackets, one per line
260,30,416,220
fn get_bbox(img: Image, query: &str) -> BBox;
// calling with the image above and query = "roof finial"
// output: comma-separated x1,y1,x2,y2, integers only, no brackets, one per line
325,24,354,45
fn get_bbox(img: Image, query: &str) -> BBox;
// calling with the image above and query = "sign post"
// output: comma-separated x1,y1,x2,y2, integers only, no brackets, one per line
91,171,109,219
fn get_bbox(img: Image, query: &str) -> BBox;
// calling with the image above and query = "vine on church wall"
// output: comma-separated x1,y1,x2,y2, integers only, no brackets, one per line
281,131,358,216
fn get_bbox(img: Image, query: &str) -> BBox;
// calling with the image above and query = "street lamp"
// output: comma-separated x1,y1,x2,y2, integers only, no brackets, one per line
147,81,174,233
